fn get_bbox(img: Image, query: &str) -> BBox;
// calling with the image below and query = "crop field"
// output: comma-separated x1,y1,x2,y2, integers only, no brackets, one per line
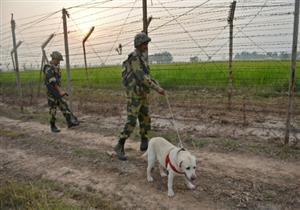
1,60,298,92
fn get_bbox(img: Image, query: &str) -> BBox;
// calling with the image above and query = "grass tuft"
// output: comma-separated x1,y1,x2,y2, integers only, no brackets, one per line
0,181,79,210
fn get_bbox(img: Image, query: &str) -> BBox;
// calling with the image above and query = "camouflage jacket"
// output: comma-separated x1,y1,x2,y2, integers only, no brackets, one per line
123,50,162,98
43,63,62,98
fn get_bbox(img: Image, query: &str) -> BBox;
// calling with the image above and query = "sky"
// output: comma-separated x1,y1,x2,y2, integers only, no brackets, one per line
2,0,96,23
0,0,297,71
1,0,130,34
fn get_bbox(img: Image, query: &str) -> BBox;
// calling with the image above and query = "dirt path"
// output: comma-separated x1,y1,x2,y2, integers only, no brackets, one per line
0,116,299,209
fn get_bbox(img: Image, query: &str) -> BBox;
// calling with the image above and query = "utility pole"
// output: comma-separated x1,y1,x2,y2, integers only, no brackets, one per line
82,26,95,82
11,14,23,112
227,1,236,110
38,33,55,96
284,0,299,145
62,8,73,110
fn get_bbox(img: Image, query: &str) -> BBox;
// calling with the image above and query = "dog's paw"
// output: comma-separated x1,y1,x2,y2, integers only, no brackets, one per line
147,176,154,182
187,183,196,190
168,190,175,197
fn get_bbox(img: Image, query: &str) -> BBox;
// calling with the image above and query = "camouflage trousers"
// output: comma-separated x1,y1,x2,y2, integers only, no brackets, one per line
119,97,151,141
48,95,72,124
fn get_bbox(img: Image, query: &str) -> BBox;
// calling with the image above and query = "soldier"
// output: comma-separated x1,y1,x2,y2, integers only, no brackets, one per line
44,51,79,133
115,32,165,161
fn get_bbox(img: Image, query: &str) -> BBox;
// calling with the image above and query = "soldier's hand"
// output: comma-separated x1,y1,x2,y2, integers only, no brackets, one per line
157,88,165,96
60,91,68,97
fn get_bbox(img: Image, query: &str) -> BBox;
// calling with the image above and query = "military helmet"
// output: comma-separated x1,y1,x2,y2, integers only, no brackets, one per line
50,51,64,61
134,32,151,48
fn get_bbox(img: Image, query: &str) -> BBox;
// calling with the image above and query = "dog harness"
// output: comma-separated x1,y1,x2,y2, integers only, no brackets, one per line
165,148,185,174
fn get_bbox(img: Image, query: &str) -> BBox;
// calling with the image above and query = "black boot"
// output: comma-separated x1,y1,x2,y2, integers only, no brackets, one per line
68,121,80,128
140,138,148,151
50,122,60,133
114,139,127,161
67,115,80,128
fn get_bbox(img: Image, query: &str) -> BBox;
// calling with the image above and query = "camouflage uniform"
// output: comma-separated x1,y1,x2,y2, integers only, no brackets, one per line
43,51,79,133
115,32,164,160
44,63,74,126
119,50,162,142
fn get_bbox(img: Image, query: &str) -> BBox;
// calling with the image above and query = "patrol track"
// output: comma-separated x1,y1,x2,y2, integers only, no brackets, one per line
0,116,299,210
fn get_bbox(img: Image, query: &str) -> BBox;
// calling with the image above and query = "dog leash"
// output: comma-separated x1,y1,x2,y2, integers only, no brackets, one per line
165,94,183,148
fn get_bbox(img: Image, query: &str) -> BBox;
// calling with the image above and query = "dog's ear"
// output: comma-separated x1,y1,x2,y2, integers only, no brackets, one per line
179,161,183,169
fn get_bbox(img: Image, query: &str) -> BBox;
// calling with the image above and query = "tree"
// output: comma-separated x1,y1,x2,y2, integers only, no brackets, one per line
279,51,289,59
190,56,199,63
149,51,173,64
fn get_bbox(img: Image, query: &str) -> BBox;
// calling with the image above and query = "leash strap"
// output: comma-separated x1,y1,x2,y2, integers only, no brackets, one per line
165,94,183,148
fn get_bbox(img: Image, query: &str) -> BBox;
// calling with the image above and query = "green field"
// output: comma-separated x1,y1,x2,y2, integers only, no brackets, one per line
0,60,299,93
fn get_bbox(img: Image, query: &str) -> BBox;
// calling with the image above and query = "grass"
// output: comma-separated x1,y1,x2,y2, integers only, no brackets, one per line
217,139,241,152
73,148,105,159
248,144,300,160
1,60,298,94
0,179,118,210
0,181,79,210
188,138,210,149
0,128,25,139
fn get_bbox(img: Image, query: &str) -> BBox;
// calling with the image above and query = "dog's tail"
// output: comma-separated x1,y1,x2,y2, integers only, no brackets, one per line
141,150,148,158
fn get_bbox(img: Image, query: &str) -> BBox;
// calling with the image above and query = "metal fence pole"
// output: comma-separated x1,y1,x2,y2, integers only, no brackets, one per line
62,8,73,110
227,1,236,110
38,33,55,97
83,26,95,82
143,0,149,64
284,0,299,145
10,14,23,112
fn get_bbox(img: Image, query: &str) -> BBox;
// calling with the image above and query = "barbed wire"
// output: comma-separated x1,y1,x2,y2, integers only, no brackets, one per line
103,0,138,64
0,0,296,70
69,16,105,64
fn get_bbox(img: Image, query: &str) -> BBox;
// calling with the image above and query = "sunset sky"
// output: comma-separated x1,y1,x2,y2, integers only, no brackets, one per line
0,0,296,70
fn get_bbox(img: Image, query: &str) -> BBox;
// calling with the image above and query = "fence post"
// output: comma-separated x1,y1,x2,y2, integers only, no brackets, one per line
10,41,22,71
38,33,55,97
10,14,23,112
142,0,149,64
62,8,73,110
284,0,299,145
143,0,148,34
82,26,95,83
227,1,236,110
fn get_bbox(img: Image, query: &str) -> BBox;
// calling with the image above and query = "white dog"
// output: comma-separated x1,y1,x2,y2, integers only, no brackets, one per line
143,137,197,197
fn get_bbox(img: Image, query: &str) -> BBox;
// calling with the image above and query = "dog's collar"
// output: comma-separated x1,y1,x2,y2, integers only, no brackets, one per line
165,148,185,175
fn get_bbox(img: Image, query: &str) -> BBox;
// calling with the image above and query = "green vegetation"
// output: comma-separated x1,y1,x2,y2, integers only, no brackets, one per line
0,181,79,210
248,143,300,160
0,128,25,138
0,179,118,210
219,139,241,152
0,60,298,93
73,148,109,160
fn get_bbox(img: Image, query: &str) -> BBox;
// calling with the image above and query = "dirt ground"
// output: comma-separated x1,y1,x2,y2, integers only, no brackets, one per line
0,91,300,210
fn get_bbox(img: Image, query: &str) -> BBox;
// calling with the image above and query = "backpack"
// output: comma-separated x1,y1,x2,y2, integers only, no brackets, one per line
43,64,61,99
121,52,151,88
121,54,136,88
43,64,51,74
